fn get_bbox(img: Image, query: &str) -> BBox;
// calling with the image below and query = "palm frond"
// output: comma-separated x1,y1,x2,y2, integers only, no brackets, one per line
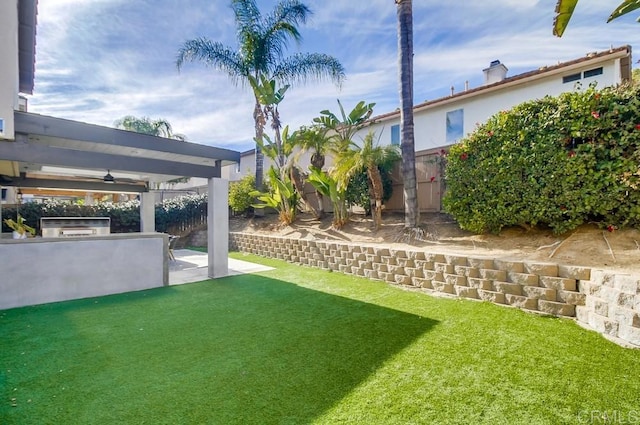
608,0,640,22
272,53,345,87
232,0,262,40
176,38,247,80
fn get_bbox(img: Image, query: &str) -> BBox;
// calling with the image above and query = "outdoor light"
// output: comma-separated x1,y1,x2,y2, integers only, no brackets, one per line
103,170,115,184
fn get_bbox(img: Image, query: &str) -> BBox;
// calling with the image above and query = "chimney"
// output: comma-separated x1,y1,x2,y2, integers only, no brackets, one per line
483,60,508,85
18,96,28,112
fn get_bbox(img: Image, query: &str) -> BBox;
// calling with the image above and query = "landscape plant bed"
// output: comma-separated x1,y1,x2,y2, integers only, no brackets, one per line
230,212,640,275
1,253,639,424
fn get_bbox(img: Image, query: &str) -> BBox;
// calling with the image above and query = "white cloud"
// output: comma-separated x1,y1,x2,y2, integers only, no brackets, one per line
28,0,640,152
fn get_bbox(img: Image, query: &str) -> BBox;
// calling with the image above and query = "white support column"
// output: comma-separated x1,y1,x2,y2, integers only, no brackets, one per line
140,192,155,233
208,177,229,278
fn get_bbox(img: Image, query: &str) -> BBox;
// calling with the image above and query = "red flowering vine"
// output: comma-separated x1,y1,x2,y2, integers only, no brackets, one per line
460,152,468,161
568,150,576,158
591,111,600,119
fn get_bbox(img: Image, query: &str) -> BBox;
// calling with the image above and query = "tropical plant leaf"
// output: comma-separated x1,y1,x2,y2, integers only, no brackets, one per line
553,0,579,37
608,0,640,22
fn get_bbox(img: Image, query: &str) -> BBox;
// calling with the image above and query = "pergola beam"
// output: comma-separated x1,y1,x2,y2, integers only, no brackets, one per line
14,111,240,164
6,176,147,193
0,137,222,178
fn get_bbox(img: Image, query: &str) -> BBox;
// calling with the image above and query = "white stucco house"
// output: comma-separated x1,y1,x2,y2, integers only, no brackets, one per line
361,45,632,153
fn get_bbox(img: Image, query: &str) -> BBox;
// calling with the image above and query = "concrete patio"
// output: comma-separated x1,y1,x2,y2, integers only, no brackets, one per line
169,249,274,285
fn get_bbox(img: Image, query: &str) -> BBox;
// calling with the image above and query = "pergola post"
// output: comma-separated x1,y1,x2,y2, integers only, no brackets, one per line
207,177,228,278
140,192,155,233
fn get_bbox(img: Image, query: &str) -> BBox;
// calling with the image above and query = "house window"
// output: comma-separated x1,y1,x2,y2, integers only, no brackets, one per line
562,73,581,84
0,118,4,135
446,109,464,143
583,67,603,78
1,188,6,201
391,124,400,146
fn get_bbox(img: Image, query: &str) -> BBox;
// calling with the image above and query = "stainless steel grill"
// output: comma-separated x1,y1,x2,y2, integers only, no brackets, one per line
41,217,111,238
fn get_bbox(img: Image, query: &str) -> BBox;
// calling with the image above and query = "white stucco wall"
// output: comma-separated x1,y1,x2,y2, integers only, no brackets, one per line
0,0,19,140
220,147,331,183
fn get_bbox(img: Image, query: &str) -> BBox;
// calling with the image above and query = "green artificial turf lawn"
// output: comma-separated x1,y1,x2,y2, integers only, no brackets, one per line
1,252,640,424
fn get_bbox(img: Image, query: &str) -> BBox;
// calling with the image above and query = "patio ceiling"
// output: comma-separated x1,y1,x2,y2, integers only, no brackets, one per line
0,111,240,193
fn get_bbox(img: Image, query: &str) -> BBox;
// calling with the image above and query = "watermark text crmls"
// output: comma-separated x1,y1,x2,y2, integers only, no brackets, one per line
577,410,640,424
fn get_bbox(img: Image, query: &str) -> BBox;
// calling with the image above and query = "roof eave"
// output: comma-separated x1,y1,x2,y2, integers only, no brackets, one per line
371,45,632,124
18,0,38,95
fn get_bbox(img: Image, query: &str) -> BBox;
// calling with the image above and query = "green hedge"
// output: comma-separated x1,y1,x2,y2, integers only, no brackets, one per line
2,194,207,234
443,83,640,234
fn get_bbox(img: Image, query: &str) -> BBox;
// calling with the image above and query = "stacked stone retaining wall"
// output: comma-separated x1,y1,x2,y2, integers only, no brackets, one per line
229,232,640,348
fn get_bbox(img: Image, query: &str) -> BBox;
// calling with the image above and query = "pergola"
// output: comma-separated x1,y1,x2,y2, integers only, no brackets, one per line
0,110,240,279
0,0,242,311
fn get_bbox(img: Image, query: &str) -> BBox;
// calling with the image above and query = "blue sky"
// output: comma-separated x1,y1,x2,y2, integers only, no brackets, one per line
30,0,640,152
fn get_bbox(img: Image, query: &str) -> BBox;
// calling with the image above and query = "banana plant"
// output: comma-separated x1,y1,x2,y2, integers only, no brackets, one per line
313,99,375,148
554,0,640,37
307,167,349,229
250,166,299,225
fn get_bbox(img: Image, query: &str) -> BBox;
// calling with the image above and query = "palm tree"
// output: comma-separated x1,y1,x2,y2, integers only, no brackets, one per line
249,74,289,169
396,0,419,228
553,0,640,37
114,115,189,185
176,0,345,191
333,132,401,231
114,116,186,140
309,99,376,219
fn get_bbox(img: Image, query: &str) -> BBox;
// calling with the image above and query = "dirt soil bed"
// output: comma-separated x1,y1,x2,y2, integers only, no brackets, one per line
230,212,640,276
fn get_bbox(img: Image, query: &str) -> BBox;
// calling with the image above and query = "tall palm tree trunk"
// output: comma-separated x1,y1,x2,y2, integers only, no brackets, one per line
253,98,266,216
254,99,266,191
367,165,384,230
396,0,419,228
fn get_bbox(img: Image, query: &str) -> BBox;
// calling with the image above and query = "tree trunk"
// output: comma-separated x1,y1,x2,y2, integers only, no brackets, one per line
253,98,266,216
316,191,325,219
290,166,319,218
367,165,384,231
310,152,325,170
309,159,325,218
270,105,285,169
396,0,420,228
253,99,266,190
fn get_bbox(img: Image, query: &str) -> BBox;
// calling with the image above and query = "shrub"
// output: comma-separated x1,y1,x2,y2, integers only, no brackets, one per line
229,174,256,216
345,165,394,215
443,83,640,234
2,194,208,234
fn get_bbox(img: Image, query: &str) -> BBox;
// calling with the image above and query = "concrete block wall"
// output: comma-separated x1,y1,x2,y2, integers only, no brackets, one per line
577,271,640,347
229,232,639,348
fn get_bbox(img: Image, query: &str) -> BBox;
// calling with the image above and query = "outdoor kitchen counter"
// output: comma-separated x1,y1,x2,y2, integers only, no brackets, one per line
0,232,169,310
